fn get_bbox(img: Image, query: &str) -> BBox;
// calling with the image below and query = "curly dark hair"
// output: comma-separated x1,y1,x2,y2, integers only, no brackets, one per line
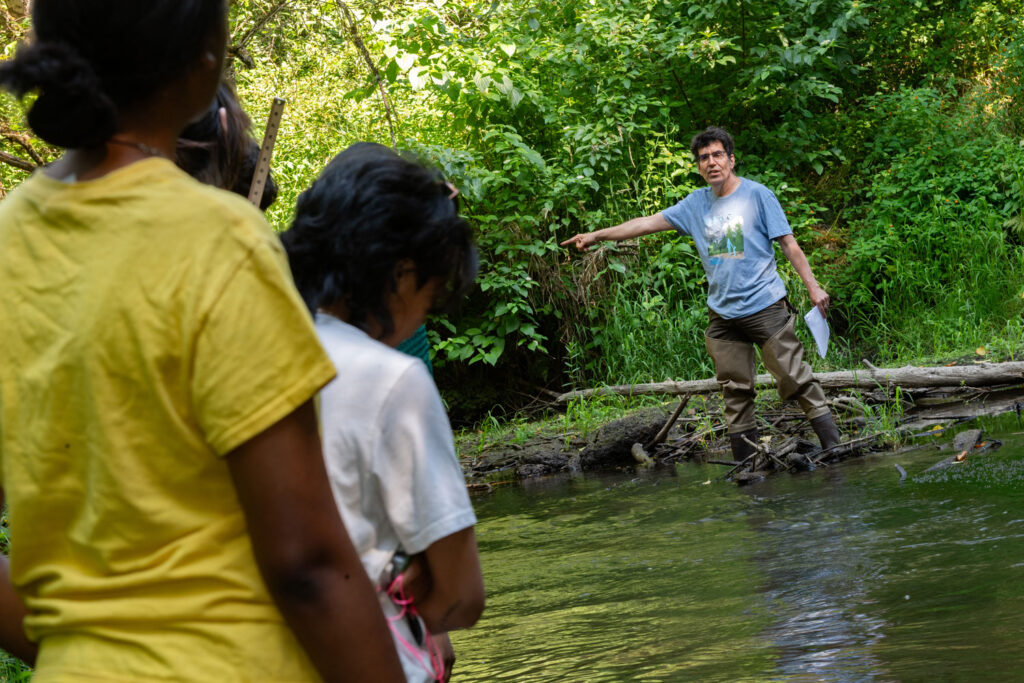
690,126,735,159
281,142,477,339
0,0,227,149
176,83,278,210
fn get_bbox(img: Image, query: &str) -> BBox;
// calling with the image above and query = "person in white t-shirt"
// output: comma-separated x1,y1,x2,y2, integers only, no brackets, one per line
282,142,483,682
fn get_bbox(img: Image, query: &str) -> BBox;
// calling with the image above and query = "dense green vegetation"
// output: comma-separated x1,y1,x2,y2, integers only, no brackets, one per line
2,1,1023,427
1,3,1023,675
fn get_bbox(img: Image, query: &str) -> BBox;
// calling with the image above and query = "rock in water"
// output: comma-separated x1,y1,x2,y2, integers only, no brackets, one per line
925,428,986,473
733,470,769,485
952,428,983,452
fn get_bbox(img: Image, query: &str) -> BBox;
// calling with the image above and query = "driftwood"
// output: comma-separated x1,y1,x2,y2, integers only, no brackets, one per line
716,385,1022,483
555,361,1024,403
0,148,36,172
645,397,690,449
464,376,1024,487
611,383,1023,485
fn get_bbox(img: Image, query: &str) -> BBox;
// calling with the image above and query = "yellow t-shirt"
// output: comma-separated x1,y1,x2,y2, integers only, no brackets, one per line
0,159,336,681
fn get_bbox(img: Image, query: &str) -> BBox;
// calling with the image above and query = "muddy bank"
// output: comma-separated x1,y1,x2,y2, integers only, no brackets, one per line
465,407,670,483
463,384,1024,487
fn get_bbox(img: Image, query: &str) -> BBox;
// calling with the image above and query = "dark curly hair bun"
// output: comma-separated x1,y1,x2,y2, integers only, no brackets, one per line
0,41,117,149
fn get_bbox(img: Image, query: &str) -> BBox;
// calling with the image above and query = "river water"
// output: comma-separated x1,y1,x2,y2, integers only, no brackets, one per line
451,414,1024,682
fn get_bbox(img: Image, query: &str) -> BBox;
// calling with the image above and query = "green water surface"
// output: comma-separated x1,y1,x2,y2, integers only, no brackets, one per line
452,415,1024,682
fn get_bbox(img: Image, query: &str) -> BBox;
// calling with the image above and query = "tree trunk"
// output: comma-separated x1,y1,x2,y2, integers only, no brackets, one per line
0,149,36,172
554,361,1024,403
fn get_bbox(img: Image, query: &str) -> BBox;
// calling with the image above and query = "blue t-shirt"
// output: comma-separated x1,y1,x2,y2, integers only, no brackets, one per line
661,177,791,319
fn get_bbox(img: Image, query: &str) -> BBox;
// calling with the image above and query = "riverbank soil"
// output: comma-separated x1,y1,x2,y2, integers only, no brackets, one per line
462,381,1024,487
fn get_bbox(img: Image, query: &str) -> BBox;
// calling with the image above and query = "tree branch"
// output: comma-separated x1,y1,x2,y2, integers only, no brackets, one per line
228,0,289,70
334,0,398,148
1,127,44,165
0,148,37,172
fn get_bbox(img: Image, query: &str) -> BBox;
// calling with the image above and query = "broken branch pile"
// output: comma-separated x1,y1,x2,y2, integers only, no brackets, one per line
463,361,1024,488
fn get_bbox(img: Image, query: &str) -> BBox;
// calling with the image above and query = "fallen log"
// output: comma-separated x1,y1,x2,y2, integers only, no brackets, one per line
554,361,1024,403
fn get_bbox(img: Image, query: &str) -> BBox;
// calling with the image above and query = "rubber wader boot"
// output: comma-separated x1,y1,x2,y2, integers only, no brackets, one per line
729,428,759,463
810,413,841,450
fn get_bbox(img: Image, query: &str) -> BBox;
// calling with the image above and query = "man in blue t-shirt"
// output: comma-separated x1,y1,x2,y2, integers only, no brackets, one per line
561,127,840,462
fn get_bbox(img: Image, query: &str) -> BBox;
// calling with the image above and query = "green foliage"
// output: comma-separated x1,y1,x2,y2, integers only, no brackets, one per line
335,0,886,377
0,652,31,683
564,238,713,385
0,0,1021,420
846,387,907,446
834,84,1024,360
0,506,8,555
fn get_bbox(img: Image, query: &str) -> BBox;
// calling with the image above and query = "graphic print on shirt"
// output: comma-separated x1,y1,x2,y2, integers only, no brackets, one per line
704,212,745,265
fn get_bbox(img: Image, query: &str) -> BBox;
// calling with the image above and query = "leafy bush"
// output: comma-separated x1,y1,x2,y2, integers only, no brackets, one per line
835,85,1024,359
1,0,1021,421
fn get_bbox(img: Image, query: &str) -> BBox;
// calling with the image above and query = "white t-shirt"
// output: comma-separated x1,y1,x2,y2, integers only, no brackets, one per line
315,313,477,681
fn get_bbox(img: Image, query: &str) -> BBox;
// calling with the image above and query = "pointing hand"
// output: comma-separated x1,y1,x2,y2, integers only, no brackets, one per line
560,233,598,251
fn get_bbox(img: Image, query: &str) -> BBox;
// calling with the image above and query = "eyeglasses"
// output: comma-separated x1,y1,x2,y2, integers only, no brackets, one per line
697,150,729,165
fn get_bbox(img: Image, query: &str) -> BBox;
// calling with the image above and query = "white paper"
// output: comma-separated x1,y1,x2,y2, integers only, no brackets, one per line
804,307,830,358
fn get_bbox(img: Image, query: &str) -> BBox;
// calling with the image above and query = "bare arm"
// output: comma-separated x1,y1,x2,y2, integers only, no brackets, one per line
226,401,404,683
560,213,673,251
0,488,36,665
776,234,830,315
404,527,484,634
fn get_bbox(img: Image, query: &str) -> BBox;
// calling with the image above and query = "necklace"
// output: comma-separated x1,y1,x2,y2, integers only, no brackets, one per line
108,137,168,159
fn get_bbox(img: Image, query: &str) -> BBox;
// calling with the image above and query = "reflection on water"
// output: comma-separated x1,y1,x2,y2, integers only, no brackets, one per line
453,415,1024,682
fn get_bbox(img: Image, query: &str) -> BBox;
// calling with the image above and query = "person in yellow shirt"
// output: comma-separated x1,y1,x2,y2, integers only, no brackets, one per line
0,1,403,680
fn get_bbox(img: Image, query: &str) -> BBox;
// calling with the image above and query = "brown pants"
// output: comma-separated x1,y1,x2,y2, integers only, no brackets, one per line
705,299,830,434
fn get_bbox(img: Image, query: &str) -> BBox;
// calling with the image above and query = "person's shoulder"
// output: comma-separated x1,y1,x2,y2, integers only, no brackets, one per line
740,177,778,198
316,314,423,382
317,317,441,425
684,185,712,202
0,171,47,215
175,170,269,237
665,185,710,216
132,159,273,247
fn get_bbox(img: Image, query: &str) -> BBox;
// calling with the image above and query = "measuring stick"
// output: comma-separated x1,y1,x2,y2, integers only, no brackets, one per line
247,97,286,207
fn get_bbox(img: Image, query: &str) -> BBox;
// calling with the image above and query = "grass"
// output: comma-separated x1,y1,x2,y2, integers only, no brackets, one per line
575,282,715,386
834,386,909,446
454,393,680,461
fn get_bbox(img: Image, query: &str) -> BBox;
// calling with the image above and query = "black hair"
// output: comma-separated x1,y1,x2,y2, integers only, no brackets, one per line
281,142,477,339
176,83,278,210
690,126,735,158
0,0,227,149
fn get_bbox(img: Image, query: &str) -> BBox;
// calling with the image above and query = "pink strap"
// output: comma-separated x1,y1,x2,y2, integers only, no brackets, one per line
382,573,446,681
